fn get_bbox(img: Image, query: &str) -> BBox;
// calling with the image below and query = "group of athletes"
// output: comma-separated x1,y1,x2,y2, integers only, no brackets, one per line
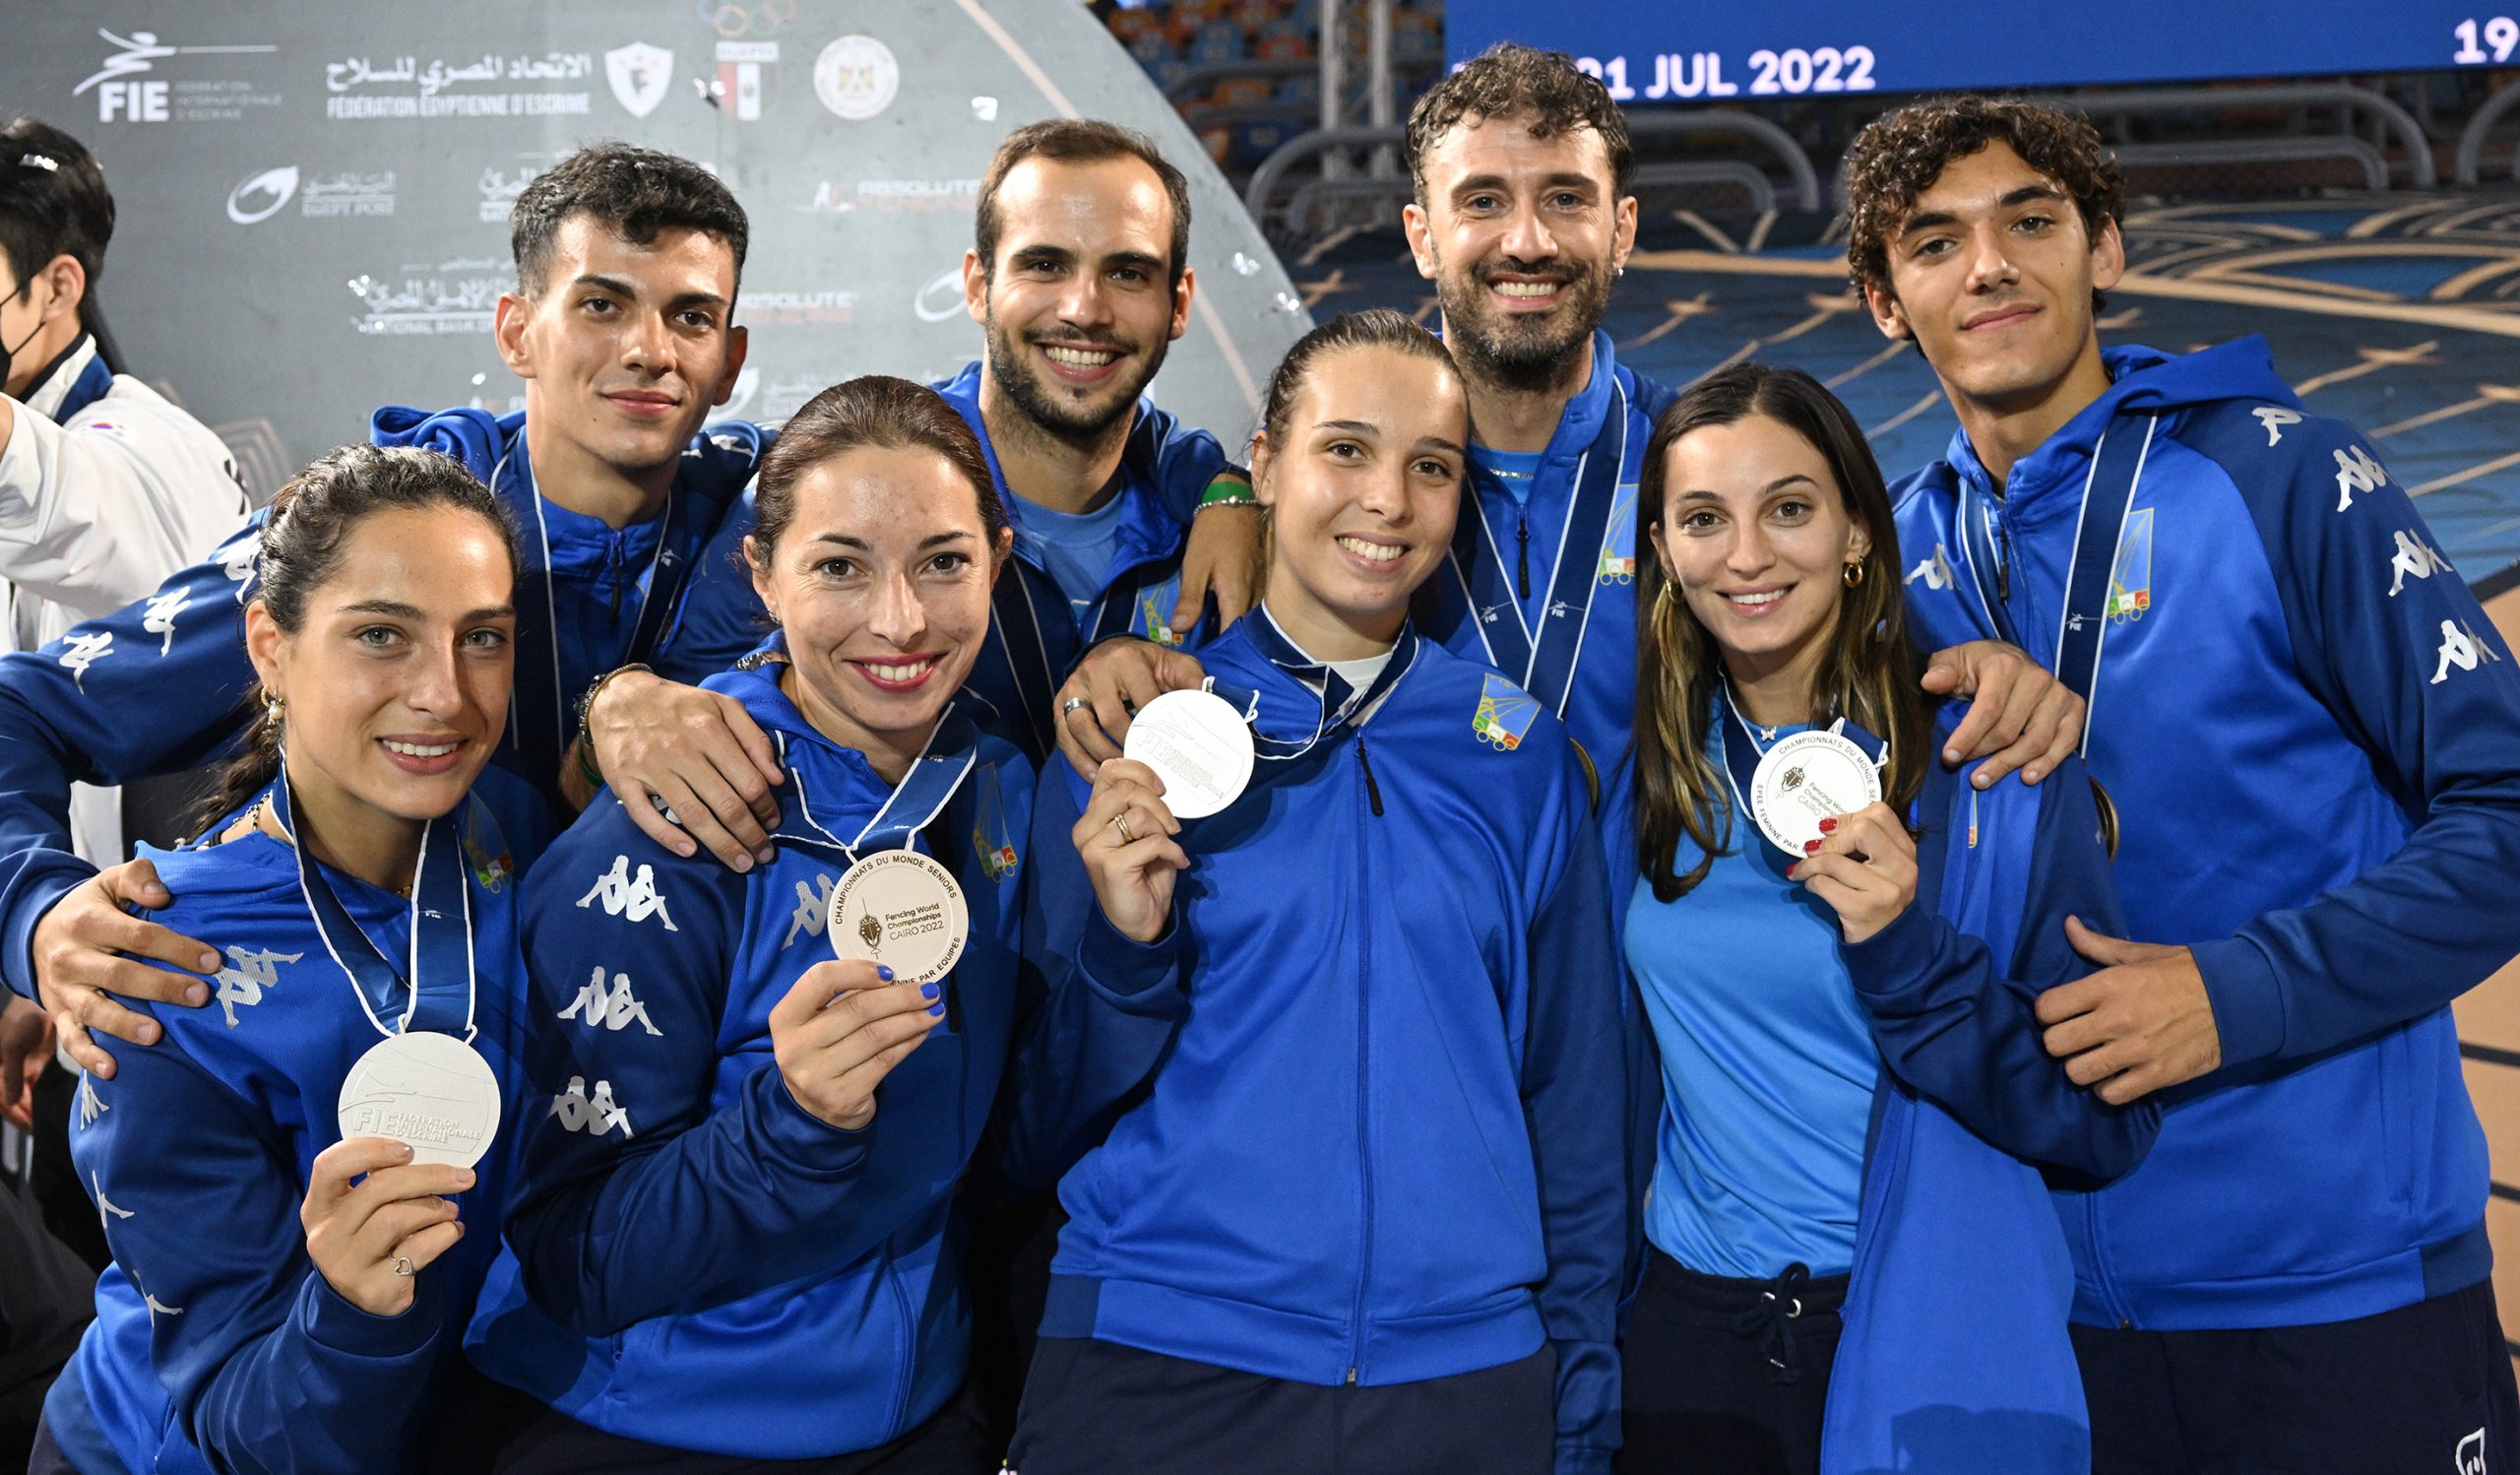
0,37,2515,1475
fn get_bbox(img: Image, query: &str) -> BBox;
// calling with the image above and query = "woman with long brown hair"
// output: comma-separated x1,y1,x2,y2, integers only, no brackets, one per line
1613,362,2157,1474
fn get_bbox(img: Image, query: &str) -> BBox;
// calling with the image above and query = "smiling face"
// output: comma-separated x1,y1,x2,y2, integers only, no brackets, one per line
1403,114,1636,390
1650,414,1869,702
1251,344,1468,660
746,446,1008,769
965,154,1192,445
494,213,747,488
1864,141,2123,419
249,506,517,831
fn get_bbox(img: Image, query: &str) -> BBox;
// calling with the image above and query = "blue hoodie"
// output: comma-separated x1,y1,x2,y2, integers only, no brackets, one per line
1891,338,2520,1329
47,788,532,1475
657,362,1239,760
1025,609,1630,1474
0,408,764,1004
466,644,1146,1459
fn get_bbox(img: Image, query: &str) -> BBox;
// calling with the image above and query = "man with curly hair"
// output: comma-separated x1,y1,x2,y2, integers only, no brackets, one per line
1854,95,2520,1474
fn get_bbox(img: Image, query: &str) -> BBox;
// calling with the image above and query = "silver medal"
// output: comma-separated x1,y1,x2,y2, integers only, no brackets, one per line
1122,687,1254,820
337,1032,502,1170
1748,729,1884,859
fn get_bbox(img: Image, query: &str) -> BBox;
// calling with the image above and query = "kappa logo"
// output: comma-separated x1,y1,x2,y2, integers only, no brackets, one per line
216,535,260,599
2388,529,2453,597
57,632,112,690
603,43,673,118
1905,544,1955,592
2430,618,2504,685
77,1072,106,1128
2253,406,2302,446
782,872,838,949
143,588,191,654
561,966,662,1036
550,1075,633,1138
2333,445,2388,512
577,855,678,930
214,945,301,1026
1473,672,1540,751
2455,1428,2485,1475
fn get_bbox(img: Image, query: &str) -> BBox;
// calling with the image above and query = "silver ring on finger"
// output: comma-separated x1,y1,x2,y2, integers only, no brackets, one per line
390,1254,415,1278
1061,696,1090,717
1112,811,1135,845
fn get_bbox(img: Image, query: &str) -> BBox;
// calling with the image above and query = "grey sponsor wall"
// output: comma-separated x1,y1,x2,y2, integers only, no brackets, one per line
3,1,1314,495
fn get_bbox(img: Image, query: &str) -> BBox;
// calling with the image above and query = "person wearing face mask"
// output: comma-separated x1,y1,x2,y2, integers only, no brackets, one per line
31,444,535,1475
465,378,1144,1472
1010,311,1627,1475
1612,364,2158,1475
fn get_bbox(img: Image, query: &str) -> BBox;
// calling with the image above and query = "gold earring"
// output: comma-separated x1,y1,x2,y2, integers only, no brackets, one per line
1843,560,1865,589
262,689,285,727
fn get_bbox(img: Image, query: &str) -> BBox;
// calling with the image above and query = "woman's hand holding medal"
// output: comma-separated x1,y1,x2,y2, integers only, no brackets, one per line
1787,802,1918,945
1074,758,1188,944
300,1137,473,1316
768,959,944,1132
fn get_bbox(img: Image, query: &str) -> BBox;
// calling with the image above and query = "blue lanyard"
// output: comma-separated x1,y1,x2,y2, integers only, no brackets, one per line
266,757,477,1042
766,692,982,865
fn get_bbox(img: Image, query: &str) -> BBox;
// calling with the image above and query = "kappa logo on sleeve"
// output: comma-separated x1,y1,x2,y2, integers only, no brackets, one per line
2253,406,2302,445
1905,543,1955,592
2430,618,2504,685
2333,445,2388,512
76,1072,106,1128
213,945,301,1026
782,873,837,949
2387,529,2452,596
576,855,678,930
215,537,260,600
2456,1429,2485,1475
142,588,192,655
560,966,662,1036
57,632,112,690
550,1075,634,1138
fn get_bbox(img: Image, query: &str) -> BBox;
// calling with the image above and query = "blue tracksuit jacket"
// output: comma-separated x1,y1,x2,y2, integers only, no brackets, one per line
0,408,763,1004
47,792,531,1475
1026,609,1631,1474
657,361,1238,760
1415,330,1676,774
1893,338,2520,1329
468,646,1132,1459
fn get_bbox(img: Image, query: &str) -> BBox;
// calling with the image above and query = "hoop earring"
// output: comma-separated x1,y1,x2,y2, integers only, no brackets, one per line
1842,560,1865,589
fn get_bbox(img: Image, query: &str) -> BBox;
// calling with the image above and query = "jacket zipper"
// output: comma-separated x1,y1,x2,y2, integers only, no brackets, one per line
1345,739,1377,1385
880,1248,916,1433
1514,513,1532,601
2083,1194,2134,1328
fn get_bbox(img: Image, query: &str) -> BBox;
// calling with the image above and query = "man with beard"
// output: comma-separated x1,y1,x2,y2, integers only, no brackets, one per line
1054,46,2076,797
662,119,1260,761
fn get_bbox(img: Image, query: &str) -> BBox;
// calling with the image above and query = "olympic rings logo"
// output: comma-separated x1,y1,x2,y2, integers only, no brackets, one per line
699,0,796,40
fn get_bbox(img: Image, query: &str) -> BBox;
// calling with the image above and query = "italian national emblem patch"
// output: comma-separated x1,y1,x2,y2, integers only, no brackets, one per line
1473,673,1540,751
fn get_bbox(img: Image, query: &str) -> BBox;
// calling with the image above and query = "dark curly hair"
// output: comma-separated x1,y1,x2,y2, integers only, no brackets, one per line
510,143,749,300
1843,96,2123,317
1405,42,1634,204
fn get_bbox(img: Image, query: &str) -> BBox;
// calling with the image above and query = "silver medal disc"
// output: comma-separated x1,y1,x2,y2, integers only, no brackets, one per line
827,849,970,988
1748,729,1885,859
1122,687,1255,820
337,1032,502,1170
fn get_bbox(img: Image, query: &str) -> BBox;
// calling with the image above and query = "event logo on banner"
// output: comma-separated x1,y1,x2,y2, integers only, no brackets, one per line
228,167,398,224
75,27,282,124
477,163,541,224
323,49,595,120
346,260,505,337
813,34,900,120
225,167,299,225
604,43,674,119
713,41,777,121
804,178,979,215
914,267,968,323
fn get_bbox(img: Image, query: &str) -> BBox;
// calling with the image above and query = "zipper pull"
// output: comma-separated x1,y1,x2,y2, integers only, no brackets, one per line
1515,514,1532,601
1355,734,1385,817
1994,521,2012,604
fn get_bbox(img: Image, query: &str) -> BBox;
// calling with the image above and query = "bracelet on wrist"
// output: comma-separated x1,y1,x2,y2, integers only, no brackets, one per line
569,662,653,788
1195,474,1258,513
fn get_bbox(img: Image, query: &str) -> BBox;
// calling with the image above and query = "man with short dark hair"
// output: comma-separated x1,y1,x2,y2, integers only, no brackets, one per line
0,142,770,1080
664,118,1262,762
1853,95,2520,1473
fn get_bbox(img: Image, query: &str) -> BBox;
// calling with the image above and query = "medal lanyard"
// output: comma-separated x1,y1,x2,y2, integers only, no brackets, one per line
1712,677,1887,823
775,695,981,866
267,755,478,1043
1953,416,2157,756
493,443,681,775
1241,609,1418,763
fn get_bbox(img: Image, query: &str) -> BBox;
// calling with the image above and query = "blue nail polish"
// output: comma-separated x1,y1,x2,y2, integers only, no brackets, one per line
918,982,939,1000
928,1001,948,1017
877,965,894,983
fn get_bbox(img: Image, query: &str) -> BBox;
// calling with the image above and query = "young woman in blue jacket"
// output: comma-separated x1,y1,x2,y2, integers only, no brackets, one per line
1009,310,1630,1475
466,376,1129,1472
1612,363,2158,1475
35,444,539,1474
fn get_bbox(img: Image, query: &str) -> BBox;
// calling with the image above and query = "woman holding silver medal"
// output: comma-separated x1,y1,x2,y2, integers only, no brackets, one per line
462,376,1135,1473
1611,363,2160,1475
1007,310,1628,1475
32,444,540,1475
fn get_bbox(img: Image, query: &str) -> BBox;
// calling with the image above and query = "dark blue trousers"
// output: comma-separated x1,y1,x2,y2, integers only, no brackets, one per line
1008,1336,1555,1475
2072,1277,2520,1475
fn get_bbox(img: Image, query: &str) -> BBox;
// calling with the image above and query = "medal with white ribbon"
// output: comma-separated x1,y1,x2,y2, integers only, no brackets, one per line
1123,685,1256,819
